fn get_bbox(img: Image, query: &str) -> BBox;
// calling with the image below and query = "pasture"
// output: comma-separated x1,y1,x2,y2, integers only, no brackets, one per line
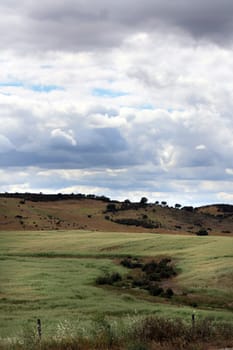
0,230,232,340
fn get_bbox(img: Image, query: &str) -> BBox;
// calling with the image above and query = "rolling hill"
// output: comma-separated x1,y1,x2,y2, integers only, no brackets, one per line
0,193,232,236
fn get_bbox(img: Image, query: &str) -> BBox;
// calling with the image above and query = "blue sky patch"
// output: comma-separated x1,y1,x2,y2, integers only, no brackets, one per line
0,82,23,88
138,103,155,110
0,81,64,93
92,88,128,98
29,84,64,93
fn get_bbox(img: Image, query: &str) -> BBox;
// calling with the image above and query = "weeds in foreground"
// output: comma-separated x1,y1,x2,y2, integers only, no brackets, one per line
1,316,232,350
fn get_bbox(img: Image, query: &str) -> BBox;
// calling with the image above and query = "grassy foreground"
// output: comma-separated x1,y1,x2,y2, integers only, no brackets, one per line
0,230,232,345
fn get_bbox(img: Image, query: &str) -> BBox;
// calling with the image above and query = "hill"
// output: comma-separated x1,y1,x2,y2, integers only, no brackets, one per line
0,193,232,235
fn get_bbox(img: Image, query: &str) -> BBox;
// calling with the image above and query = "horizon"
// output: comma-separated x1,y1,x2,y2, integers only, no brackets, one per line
1,191,232,208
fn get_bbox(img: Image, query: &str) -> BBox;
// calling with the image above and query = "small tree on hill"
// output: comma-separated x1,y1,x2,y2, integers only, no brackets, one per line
140,197,148,205
106,203,116,212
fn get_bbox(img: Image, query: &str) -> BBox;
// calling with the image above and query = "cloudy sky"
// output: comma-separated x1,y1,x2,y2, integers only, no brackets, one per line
0,0,233,206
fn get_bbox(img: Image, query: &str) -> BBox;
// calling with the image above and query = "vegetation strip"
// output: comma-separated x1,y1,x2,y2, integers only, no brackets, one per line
96,257,176,299
1,315,232,350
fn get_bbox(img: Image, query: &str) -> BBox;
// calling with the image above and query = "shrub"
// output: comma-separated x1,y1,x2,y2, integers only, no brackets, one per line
120,257,176,298
142,260,158,274
96,272,122,285
149,285,164,296
132,278,149,288
148,272,161,281
196,229,208,236
163,288,174,298
121,258,143,269
182,206,194,212
133,316,186,342
112,218,161,229
105,203,117,212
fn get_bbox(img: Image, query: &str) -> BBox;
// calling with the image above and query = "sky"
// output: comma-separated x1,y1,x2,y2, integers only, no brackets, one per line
0,0,233,206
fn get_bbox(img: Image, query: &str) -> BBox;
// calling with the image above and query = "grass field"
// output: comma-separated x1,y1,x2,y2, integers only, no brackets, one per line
0,230,232,340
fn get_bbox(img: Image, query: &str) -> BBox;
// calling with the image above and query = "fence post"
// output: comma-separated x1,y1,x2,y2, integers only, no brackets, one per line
192,311,195,330
37,319,42,341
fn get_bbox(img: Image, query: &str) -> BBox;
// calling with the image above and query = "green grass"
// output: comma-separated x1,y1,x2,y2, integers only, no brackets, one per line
0,230,232,339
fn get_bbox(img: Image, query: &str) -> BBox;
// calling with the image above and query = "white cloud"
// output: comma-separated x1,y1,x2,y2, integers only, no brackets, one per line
0,2,232,205
226,168,233,176
196,144,206,150
217,192,233,202
50,128,77,147
0,135,14,152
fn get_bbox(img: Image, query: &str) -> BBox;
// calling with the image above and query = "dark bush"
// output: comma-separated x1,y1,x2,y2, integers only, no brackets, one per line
158,258,171,266
120,258,143,269
182,206,194,212
149,285,164,296
148,272,161,281
106,203,117,212
100,257,176,299
112,218,161,229
196,229,208,236
96,272,122,285
132,278,149,288
142,260,158,274
163,288,174,298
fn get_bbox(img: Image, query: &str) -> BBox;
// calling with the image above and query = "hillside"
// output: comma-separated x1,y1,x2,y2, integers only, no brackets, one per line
0,193,232,235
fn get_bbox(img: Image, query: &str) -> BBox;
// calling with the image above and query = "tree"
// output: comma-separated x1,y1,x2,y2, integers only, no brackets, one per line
106,203,116,212
175,203,182,209
140,197,148,205
124,199,131,204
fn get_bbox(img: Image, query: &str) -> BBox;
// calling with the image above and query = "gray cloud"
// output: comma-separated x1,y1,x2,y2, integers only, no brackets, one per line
1,0,233,52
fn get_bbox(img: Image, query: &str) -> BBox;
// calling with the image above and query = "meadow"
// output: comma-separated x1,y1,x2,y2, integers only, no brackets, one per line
0,229,232,346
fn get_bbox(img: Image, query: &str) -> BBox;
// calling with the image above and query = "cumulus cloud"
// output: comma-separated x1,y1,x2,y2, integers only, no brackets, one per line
50,128,77,147
0,1,232,205
0,135,15,152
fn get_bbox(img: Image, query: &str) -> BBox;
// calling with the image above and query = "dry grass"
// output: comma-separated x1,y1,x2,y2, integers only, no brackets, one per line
0,316,232,350
0,197,232,235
